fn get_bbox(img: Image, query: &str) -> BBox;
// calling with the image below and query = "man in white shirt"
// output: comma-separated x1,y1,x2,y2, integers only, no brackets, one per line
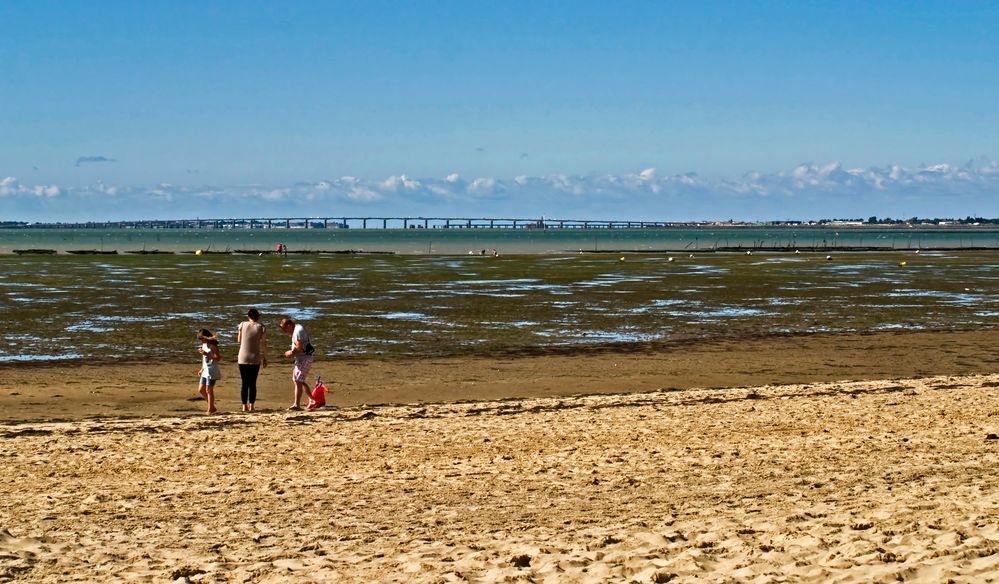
278,317,314,410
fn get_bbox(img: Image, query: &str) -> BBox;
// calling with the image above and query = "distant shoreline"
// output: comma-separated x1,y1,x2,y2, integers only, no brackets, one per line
3,220,998,230
4,247,999,256
1,224,997,255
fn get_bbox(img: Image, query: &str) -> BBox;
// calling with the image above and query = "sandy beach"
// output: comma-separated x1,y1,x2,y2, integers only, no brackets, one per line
2,330,998,582
1,367,998,582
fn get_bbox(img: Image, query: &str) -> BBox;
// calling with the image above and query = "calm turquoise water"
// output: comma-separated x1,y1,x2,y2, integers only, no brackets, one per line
1,226,998,254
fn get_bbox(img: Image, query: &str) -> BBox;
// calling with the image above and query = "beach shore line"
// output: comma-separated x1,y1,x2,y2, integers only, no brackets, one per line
1,372,997,582
0,329,995,423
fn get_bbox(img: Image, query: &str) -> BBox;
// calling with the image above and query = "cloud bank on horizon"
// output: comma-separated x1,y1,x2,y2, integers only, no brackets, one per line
3,160,998,223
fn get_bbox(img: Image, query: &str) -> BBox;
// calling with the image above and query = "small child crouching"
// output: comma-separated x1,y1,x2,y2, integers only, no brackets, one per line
306,376,330,411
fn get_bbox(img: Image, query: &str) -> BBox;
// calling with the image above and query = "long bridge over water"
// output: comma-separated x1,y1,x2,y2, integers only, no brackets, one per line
20,217,707,230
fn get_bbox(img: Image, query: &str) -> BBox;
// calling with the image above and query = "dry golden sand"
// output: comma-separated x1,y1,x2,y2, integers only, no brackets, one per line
2,373,999,583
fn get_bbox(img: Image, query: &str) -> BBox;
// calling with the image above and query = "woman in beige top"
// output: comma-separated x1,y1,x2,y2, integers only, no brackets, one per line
236,308,267,412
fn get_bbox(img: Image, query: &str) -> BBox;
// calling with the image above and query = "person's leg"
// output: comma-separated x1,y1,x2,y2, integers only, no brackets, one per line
198,377,208,401
294,380,310,408
289,368,301,409
290,363,308,409
238,364,250,410
206,380,217,414
290,359,314,409
247,364,260,411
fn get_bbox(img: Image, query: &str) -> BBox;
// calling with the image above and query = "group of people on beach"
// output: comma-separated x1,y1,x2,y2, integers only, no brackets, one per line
196,308,322,414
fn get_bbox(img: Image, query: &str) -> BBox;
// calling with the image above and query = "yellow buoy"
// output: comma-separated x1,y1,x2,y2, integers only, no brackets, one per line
619,256,626,262
195,249,203,256
899,261,907,266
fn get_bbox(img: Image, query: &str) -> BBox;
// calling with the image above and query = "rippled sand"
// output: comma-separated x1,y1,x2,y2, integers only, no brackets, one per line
2,373,998,583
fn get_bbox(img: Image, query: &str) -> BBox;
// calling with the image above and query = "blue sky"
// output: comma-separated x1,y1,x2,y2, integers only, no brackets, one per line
2,1,998,220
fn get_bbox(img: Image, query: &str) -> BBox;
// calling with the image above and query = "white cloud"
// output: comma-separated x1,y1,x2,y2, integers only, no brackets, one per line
468,177,498,192
380,174,422,192
3,159,998,221
0,176,60,198
344,183,381,202
93,180,119,196
31,185,60,198
260,189,289,201
0,176,17,196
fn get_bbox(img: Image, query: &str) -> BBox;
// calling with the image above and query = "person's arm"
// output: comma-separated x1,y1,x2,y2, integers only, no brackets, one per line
208,343,220,362
285,332,304,357
285,340,303,357
236,321,243,343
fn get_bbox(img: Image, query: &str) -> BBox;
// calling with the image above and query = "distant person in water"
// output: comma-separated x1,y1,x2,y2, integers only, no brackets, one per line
235,308,267,412
279,318,314,410
196,329,221,415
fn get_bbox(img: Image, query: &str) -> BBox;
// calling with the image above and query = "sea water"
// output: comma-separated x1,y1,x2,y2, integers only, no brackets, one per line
1,226,998,254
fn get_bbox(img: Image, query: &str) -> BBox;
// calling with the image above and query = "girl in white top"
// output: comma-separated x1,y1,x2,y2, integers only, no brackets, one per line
197,329,221,415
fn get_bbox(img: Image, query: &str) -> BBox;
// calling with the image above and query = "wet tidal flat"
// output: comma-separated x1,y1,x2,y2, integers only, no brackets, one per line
0,251,996,364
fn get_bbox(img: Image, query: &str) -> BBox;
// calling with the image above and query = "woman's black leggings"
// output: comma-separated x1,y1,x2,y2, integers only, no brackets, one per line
238,364,261,404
